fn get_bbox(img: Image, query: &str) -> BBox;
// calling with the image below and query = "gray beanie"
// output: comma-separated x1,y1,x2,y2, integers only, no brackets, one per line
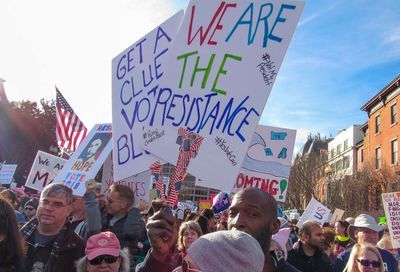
187,230,264,272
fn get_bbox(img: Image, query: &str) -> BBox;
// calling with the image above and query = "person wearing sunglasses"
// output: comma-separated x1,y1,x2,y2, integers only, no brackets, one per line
76,231,130,272
343,243,384,272
24,198,39,221
334,214,398,272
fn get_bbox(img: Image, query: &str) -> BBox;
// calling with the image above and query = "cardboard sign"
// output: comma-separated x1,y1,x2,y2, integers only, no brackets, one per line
139,0,304,192
101,154,152,208
329,208,345,224
297,198,331,227
0,164,17,184
111,11,184,181
25,151,67,192
54,124,113,196
382,192,400,248
230,125,296,200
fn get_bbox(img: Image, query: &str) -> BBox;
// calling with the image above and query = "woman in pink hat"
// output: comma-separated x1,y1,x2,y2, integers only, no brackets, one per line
76,232,130,272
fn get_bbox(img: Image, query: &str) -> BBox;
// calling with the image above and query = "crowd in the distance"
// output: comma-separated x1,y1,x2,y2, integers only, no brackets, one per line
0,181,399,272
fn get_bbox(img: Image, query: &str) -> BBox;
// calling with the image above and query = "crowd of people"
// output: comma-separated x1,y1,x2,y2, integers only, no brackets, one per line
0,182,399,272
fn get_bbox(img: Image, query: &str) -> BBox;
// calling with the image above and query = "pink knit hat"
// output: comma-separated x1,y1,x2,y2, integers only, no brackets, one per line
272,228,290,260
86,232,120,260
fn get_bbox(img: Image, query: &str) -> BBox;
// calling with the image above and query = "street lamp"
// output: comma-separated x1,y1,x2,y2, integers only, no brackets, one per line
324,165,333,207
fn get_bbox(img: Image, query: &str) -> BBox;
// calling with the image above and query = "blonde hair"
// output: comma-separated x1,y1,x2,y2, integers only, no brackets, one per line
377,233,393,251
343,243,384,272
177,220,202,251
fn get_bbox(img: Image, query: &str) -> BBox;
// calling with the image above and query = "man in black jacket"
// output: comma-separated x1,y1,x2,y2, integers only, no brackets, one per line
102,184,145,267
287,220,333,272
21,183,85,272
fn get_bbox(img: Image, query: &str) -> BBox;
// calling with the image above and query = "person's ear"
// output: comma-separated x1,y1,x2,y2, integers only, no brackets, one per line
270,218,280,235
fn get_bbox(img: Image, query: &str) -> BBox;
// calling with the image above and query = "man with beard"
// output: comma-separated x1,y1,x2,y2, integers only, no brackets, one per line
136,188,299,272
287,220,333,272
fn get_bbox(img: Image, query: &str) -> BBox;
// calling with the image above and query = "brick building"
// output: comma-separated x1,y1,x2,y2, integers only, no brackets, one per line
360,75,400,177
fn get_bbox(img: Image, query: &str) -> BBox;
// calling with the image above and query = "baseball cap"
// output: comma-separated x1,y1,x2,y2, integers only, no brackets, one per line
86,232,120,261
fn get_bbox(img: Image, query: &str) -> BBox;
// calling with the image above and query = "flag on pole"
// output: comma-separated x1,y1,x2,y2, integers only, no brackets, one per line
56,87,87,152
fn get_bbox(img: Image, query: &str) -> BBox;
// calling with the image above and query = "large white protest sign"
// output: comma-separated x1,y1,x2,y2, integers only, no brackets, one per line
139,0,304,191
0,164,17,184
382,192,400,248
25,151,66,192
101,154,152,208
297,198,331,227
112,11,184,181
54,124,113,196
228,125,296,200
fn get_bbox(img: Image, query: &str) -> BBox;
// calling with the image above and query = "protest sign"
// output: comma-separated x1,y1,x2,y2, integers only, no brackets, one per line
329,208,345,225
54,124,113,196
212,192,230,213
230,125,296,201
297,198,331,227
178,200,198,213
199,199,212,210
25,151,67,192
382,192,400,248
139,0,304,192
101,154,152,208
283,209,298,218
112,11,184,181
0,164,17,184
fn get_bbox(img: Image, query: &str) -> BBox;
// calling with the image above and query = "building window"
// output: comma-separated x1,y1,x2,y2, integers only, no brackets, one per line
343,156,350,169
375,147,381,169
330,149,335,159
344,140,348,150
392,139,398,165
336,144,341,155
391,104,398,124
375,115,381,133
360,148,364,163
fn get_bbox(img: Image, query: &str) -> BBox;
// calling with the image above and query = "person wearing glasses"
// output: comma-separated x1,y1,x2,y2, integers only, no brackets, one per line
76,231,130,272
334,214,398,272
20,183,85,272
343,243,384,272
23,198,39,221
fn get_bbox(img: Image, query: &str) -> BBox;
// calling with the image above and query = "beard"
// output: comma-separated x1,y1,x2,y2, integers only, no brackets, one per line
254,226,272,255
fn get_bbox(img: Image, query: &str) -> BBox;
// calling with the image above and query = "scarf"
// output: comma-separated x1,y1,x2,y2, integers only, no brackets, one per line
337,234,350,242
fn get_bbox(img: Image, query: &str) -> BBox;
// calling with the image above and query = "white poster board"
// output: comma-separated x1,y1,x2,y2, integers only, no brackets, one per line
140,0,304,191
112,11,184,181
54,124,113,196
229,125,296,201
329,208,345,225
0,164,17,184
101,154,152,208
382,192,400,248
25,151,67,192
297,198,331,227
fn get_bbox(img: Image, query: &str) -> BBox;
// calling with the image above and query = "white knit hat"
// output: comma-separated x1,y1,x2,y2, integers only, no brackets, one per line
187,230,264,272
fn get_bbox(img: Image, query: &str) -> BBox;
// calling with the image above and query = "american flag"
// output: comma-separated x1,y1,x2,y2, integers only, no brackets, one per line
167,128,203,207
150,161,165,201
56,87,87,152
